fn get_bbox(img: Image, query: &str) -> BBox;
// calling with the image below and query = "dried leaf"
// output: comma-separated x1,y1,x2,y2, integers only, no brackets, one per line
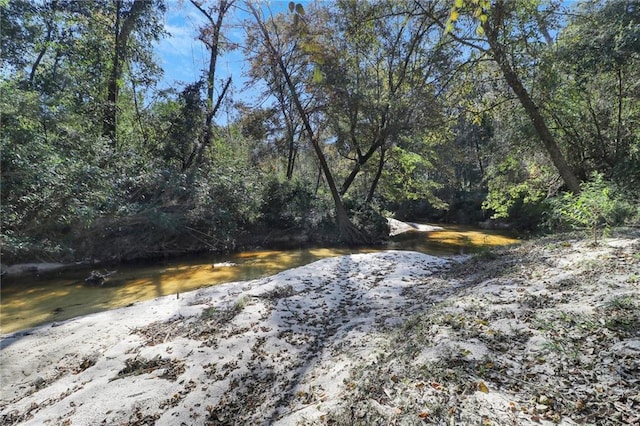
478,381,489,393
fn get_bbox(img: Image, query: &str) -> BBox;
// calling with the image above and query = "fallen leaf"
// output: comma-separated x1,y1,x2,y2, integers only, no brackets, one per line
418,411,429,419
478,381,489,393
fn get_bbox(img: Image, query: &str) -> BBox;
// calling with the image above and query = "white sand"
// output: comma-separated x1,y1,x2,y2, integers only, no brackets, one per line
3,234,638,425
387,218,443,236
0,251,449,425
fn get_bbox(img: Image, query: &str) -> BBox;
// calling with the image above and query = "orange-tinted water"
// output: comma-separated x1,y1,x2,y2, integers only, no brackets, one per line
0,225,519,334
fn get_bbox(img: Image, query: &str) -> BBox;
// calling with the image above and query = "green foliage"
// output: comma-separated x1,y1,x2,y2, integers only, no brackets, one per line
549,172,636,243
379,146,446,210
153,83,206,170
3,0,639,262
344,200,389,243
260,178,314,229
445,0,490,34
482,154,551,218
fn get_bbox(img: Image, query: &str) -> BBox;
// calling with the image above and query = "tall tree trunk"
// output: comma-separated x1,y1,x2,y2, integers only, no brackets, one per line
248,3,369,244
366,147,386,204
186,0,235,172
103,0,151,147
285,124,297,180
30,0,58,86
615,66,624,163
482,3,580,194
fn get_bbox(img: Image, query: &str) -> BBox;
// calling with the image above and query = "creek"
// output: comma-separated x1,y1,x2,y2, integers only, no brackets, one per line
0,224,519,334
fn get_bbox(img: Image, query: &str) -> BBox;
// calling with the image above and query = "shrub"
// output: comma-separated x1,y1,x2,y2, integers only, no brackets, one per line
260,178,315,229
549,172,636,243
345,200,389,243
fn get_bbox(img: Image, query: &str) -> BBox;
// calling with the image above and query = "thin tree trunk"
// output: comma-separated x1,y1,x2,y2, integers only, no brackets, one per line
482,10,581,193
187,0,235,172
248,3,369,244
366,147,386,204
103,0,150,147
473,136,484,177
30,1,57,85
192,76,232,169
131,77,149,146
615,66,624,162
340,142,379,196
286,127,297,180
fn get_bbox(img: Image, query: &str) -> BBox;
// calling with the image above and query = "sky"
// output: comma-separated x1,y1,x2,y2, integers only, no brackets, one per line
154,1,299,112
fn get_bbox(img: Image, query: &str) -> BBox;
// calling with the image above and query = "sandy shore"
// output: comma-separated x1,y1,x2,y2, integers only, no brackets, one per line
1,230,638,425
387,218,444,236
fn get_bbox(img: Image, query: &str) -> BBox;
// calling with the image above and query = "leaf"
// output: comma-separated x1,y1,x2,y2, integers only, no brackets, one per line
430,382,443,390
418,411,429,419
455,0,464,7
445,21,454,34
312,66,323,83
476,25,485,36
451,10,459,22
288,1,295,12
295,3,305,15
477,381,489,393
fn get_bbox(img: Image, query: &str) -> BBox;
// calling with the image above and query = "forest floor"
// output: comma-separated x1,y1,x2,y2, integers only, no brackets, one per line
1,229,639,425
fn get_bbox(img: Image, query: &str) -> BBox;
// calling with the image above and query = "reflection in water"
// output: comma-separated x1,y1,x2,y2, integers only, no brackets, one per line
0,225,519,334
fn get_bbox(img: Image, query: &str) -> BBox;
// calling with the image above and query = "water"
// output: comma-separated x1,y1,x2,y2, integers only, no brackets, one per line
0,225,519,334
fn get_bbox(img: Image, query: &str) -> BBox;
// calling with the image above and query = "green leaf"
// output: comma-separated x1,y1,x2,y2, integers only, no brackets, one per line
445,21,455,34
312,66,323,83
288,2,295,12
295,3,305,15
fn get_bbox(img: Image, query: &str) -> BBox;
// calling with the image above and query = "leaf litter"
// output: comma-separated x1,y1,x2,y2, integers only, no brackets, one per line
0,229,638,425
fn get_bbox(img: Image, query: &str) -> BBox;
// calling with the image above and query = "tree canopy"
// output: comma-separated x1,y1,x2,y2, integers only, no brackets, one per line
1,0,638,262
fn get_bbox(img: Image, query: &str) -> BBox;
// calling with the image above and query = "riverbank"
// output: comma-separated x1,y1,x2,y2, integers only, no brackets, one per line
1,229,638,425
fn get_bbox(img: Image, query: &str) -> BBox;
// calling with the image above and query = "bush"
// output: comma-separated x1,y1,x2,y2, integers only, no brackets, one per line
346,200,389,243
260,178,315,229
548,172,637,243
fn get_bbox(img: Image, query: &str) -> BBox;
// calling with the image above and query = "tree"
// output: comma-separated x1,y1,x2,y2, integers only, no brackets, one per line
246,2,370,243
244,11,308,180
432,0,581,193
478,0,581,193
318,0,452,204
103,0,165,147
184,0,236,172
549,0,640,188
